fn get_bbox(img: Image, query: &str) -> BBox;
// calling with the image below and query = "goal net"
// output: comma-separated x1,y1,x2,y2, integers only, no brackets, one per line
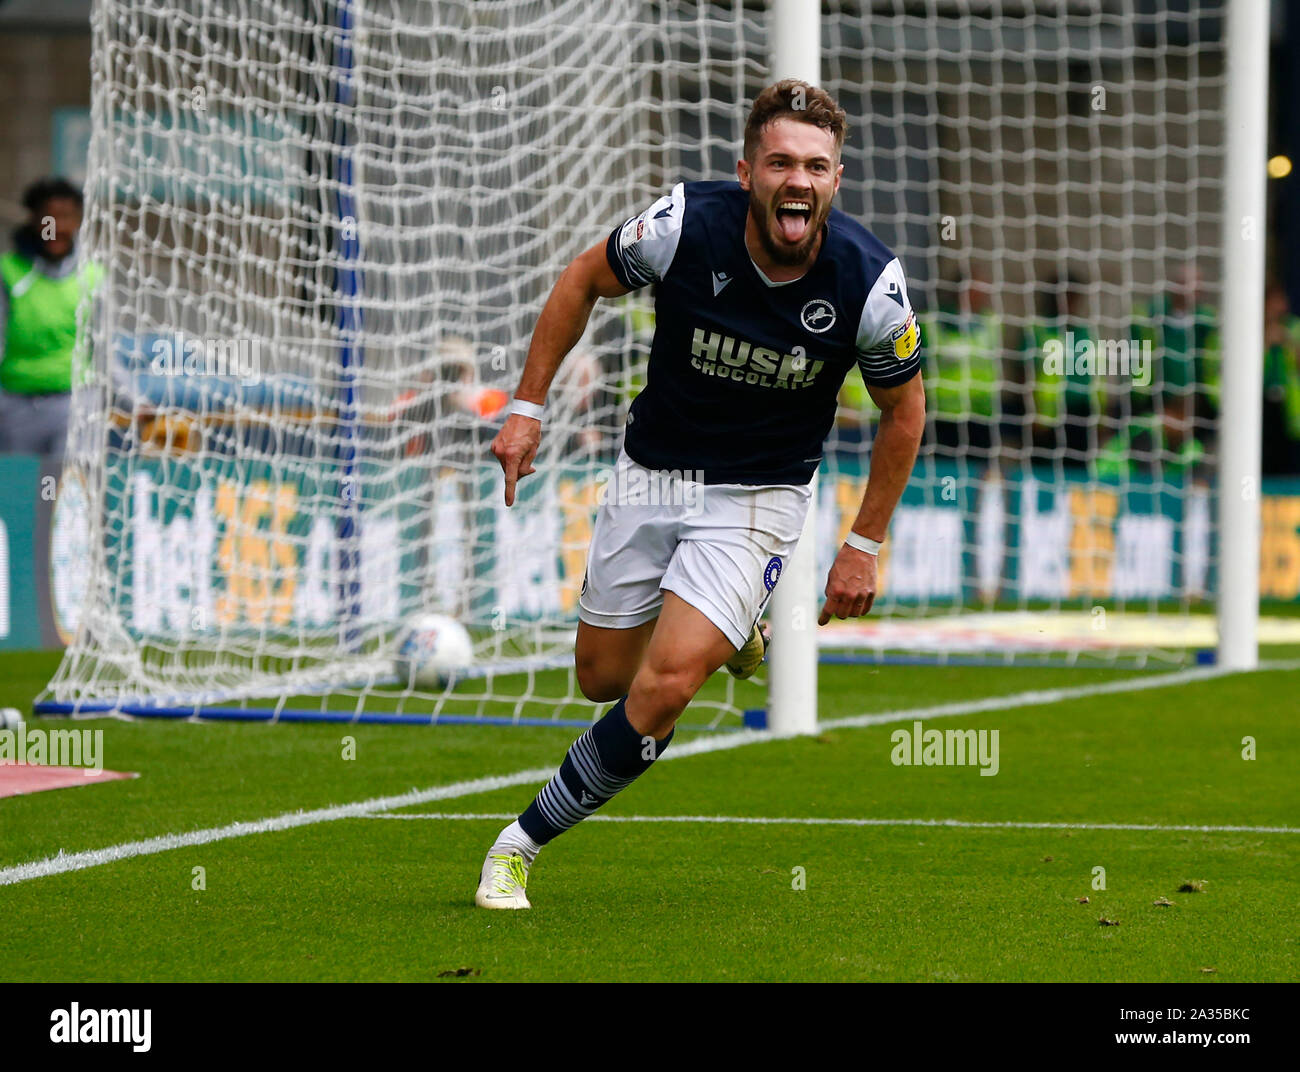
43,0,1235,726
817,0,1232,668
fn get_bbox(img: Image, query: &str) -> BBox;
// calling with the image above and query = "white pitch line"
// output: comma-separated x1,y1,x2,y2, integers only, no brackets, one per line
821,664,1231,730
361,812,1300,835
0,765,559,888
0,663,1274,887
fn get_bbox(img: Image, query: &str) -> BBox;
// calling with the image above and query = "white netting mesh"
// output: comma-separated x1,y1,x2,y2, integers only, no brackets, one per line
818,1,1226,664
46,0,1230,721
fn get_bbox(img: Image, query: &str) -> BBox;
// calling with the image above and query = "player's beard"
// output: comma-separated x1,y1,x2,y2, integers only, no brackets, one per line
749,192,828,268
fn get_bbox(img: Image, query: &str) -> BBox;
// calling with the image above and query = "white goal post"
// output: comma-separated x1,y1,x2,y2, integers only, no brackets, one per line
1216,0,1270,671
766,0,822,736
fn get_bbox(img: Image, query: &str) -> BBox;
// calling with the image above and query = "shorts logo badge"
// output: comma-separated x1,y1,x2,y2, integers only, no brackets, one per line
763,556,783,592
801,299,836,333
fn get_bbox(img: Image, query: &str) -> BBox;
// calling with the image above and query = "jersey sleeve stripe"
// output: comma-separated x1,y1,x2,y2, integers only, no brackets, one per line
605,227,646,290
856,351,922,387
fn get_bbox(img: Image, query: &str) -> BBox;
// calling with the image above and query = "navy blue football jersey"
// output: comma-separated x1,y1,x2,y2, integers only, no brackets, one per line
604,180,921,485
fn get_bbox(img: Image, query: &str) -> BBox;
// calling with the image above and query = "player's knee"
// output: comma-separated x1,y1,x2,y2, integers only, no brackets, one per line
577,672,626,704
630,662,703,717
574,652,630,703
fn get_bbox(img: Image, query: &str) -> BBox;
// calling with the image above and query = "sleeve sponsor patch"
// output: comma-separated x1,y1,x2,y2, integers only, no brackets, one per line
609,184,685,289
890,312,919,361
619,214,646,247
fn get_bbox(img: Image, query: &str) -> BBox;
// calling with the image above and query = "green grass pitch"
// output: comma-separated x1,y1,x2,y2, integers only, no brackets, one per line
1,649,1296,982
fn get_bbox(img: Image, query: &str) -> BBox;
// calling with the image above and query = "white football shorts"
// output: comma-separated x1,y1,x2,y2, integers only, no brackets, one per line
577,449,813,650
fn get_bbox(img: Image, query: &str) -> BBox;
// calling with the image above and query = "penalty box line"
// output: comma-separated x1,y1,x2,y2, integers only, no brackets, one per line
362,812,1300,836
0,663,1255,887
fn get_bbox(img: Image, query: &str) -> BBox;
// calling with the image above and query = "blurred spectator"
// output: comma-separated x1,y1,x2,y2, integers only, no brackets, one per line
549,345,617,463
393,336,618,468
1095,391,1208,484
0,177,99,459
1129,262,1220,440
920,268,1008,461
391,335,508,461
1262,280,1300,476
1019,273,1099,465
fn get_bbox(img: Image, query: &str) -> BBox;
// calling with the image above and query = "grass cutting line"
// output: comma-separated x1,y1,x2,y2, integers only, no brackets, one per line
360,812,1300,835
0,664,1268,888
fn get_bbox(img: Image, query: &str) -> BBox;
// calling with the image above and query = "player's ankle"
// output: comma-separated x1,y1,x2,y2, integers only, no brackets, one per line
491,819,543,866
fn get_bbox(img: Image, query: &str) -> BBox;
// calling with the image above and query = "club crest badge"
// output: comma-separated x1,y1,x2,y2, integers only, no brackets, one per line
800,299,836,333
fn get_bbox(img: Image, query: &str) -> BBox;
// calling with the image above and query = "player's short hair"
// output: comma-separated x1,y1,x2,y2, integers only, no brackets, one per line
743,80,848,162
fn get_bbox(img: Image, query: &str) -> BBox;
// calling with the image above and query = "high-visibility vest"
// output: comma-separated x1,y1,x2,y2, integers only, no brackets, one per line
1131,297,1220,407
1264,317,1300,440
0,251,102,395
920,308,1001,419
1095,415,1206,482
1025,321,1101,422
837,362,870,415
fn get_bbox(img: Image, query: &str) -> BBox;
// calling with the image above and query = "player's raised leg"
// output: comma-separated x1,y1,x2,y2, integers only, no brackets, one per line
475,593,734,909
573,618,656,702
621,592,736,737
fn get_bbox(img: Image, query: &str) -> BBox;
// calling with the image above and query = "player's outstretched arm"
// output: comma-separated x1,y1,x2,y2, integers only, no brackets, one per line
492,241,631,506
819,372,925,624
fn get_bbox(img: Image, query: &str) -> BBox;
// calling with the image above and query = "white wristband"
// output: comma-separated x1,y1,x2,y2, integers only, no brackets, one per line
509,398,545,421
844,531,882,556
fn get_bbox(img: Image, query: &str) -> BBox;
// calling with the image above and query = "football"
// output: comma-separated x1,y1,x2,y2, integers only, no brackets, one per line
393,613,475,689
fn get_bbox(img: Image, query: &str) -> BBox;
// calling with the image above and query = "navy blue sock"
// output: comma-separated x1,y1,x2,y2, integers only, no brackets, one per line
518,697,672,845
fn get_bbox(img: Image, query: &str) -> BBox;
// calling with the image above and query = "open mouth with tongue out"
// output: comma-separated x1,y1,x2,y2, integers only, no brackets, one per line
775,198,813,244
